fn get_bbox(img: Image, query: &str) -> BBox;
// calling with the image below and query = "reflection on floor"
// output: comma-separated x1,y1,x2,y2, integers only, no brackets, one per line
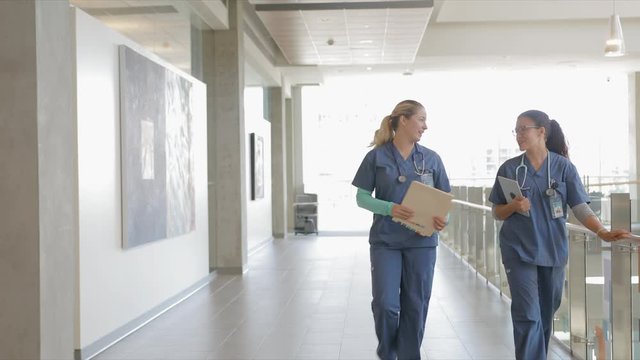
94,235,575,360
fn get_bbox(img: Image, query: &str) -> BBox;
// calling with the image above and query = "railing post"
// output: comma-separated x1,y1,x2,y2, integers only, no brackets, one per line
468,187,484,274
460,186,469,260
610,193,632,360
484,187,498,286
569,230,588,359
452,186,461,251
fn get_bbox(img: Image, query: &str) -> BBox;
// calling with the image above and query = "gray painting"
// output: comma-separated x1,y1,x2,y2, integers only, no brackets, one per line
119,45,195,248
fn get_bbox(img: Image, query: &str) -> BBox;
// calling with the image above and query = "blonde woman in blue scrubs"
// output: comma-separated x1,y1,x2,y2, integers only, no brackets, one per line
489,110,630,360
352,100,451,360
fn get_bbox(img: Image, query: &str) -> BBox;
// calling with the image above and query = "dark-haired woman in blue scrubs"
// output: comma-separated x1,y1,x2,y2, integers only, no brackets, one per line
489,110,630,360
352,100,451,360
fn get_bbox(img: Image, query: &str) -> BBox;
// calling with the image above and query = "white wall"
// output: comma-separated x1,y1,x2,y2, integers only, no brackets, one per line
245,87,273,251
74,9,209,348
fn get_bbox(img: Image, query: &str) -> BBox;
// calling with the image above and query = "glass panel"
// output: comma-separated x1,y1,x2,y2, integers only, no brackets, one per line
553,262,571,348
497,240,511,298
632,246,640,359
483,187,502,289
630,198,640,359
486,218,501,289
585,239,612,360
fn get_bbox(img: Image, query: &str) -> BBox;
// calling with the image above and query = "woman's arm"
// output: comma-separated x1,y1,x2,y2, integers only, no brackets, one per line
492,195,530,220
572,203,632,241
355,188,413,219
356,187,393,215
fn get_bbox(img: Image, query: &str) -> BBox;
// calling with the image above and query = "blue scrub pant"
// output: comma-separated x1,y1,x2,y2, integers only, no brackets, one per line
370,246,437,360
502,254,565,360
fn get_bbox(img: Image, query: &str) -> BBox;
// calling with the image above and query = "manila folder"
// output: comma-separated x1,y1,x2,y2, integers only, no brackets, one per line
392,181,454,237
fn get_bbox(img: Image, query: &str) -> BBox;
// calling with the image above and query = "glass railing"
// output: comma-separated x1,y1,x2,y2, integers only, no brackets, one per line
442,185,638,360
632,234,640,359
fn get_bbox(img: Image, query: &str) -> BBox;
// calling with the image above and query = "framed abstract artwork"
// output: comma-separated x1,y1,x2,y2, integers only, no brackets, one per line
119,45,195,248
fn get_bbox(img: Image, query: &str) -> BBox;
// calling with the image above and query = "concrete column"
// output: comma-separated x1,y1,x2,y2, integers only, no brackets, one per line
286,86,305,233
268,87,287,238
291,86,305,195
203,1,248,273
285,97,296,232
0,1,76,359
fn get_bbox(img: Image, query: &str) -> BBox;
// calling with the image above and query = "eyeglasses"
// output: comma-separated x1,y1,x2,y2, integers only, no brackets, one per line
512,125,541,135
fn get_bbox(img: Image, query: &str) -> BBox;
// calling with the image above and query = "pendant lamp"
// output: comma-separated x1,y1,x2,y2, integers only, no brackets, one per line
604,1,625,57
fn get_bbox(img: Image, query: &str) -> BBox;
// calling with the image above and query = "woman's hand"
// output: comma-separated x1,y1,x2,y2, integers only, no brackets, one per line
598,229,633,242
433,216,447,232
511,195,530,214
391,204,414,220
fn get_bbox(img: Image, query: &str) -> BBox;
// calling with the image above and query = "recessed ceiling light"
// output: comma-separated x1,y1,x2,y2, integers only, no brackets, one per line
359,40,373,44
366,66,373,71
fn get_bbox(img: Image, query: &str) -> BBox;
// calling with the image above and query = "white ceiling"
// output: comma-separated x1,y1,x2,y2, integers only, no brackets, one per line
70,0,640,85
249,0,433,66
70,0,228,73
71,0,193,71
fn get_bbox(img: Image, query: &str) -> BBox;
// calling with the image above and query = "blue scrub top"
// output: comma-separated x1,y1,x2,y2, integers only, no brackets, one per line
488,151,590,266
352,142,451,248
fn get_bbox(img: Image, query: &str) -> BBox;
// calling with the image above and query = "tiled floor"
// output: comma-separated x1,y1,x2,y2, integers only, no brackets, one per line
93,235,576,360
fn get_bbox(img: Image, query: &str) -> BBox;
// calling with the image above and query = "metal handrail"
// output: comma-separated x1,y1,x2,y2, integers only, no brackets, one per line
451,199,491,211
586,179,640,187
451,198,594,235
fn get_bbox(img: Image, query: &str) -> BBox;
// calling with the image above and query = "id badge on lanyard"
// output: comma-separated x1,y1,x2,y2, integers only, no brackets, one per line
549,192,564,219
421,171,434,187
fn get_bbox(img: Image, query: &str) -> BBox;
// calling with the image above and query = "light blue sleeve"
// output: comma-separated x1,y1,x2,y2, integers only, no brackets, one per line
355,188,393,216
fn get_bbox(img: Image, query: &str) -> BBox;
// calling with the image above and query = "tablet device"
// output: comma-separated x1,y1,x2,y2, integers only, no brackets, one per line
497,176,530,217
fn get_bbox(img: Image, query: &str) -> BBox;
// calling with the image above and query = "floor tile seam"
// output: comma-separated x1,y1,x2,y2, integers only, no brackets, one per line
310,252,359,359
206,284,249,319
253,272,317,347
436,245,510,359
438,243,513,310
205,273,284,339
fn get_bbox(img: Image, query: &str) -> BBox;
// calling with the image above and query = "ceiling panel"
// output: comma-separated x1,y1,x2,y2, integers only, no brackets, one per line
253,2,432,66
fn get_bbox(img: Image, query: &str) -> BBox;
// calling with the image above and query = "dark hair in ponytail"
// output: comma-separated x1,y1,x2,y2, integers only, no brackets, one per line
517,109,569,158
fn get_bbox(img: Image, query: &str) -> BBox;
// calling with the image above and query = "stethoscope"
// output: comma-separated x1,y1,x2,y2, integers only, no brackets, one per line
515,151,558,196
392,144,426,183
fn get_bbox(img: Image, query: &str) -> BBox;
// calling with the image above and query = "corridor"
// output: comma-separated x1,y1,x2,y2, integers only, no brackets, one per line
94,235,575,360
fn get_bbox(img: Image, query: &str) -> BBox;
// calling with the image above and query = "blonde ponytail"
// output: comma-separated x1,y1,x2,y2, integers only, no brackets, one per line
369,100,425,148
370,116,394,147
